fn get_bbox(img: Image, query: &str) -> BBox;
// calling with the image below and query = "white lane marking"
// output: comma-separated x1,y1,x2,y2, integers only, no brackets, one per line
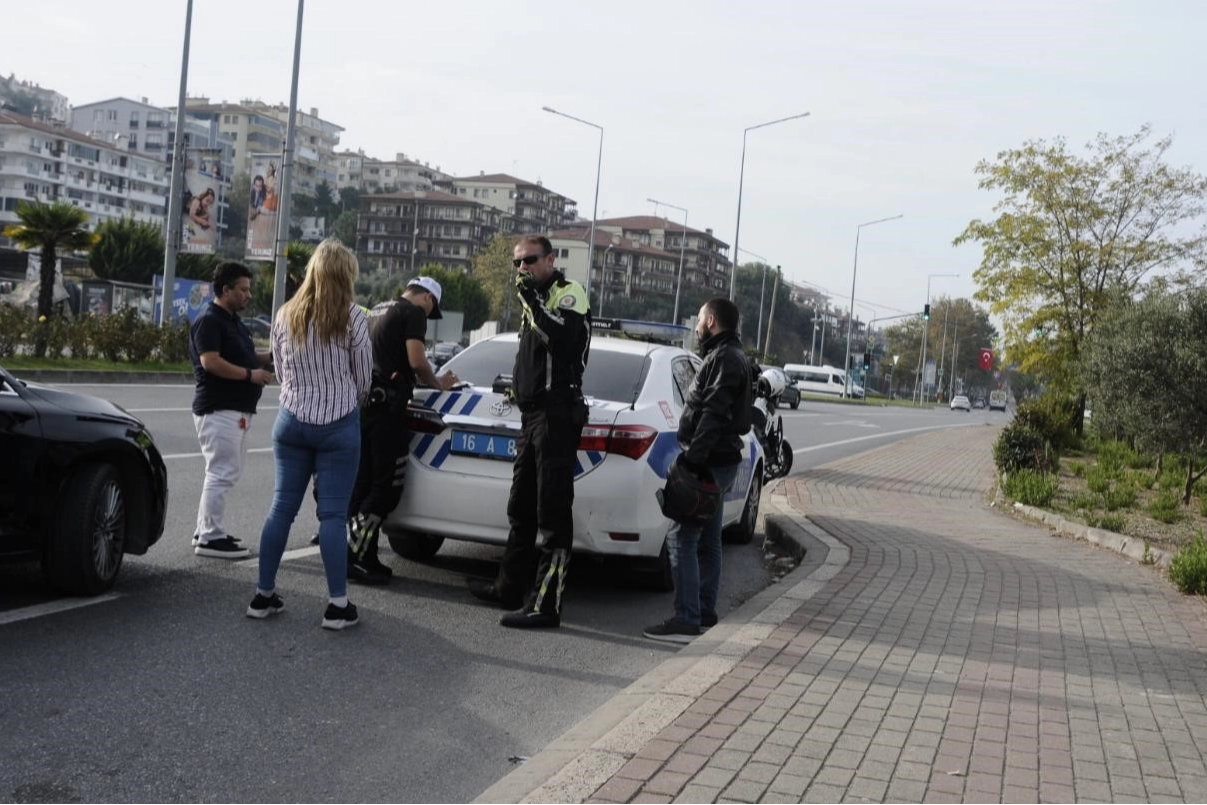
823,419,880,428
234,546,320,566
162,446,274,460
49,383,197,389
793,422,978,455
129,405,279,413
0,593,121,626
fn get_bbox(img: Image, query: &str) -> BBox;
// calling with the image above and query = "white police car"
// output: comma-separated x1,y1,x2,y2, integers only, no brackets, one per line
383,319,764,588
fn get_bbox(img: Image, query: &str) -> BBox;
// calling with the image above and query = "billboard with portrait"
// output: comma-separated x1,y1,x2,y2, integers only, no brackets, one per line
181,147,223,254
245,153,280,260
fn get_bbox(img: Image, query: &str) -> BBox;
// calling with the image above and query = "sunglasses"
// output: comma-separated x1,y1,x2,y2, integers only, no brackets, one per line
512,253,548,268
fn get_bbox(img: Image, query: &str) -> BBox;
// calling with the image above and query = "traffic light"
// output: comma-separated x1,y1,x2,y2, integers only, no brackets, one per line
862,352,871,372
923,303,931,321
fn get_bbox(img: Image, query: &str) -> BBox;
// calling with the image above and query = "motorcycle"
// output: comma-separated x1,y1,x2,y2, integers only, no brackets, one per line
750,368,793,481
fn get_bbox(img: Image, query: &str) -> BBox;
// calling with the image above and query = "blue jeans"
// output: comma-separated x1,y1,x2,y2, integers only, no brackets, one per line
257,408,361,598
667,462,740,628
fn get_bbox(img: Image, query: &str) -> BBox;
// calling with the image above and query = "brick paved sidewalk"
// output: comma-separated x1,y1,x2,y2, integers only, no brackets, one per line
565,425,1207,804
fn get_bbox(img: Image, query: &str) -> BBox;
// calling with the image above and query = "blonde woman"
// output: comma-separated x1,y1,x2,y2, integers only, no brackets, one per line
247,239,372,630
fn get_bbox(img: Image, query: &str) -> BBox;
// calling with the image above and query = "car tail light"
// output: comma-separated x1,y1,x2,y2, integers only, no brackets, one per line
406,406,446,434
577,424,658,460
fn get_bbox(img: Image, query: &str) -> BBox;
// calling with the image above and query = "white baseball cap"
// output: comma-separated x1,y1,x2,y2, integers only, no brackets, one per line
406,276,443,319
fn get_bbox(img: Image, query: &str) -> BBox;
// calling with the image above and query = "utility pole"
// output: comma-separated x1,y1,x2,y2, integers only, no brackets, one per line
756,263,768,350
158,0,193,326
271,0,305,319
762,265,780,361
936,301,950,403
949,323,959,398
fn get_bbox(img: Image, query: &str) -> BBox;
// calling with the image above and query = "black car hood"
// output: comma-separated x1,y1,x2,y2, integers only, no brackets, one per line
21,382,142,426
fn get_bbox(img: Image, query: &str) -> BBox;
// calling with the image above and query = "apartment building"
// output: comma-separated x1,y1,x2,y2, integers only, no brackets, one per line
179,98,285,177
582,216,732,294
0,111,169,231
547,228,678,303
0,75,70,124
360,153,450,195
72,97,232,168
356,190,500,274
438,173,576,234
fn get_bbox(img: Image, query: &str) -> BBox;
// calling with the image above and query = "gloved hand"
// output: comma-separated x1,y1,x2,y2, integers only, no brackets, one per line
514,271,540,310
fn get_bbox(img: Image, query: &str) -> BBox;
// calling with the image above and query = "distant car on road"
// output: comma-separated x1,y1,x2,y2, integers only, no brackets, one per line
429,342,463,370
0,366,168,594
950,394,972,412
988,390,1008,411
973,397,986,409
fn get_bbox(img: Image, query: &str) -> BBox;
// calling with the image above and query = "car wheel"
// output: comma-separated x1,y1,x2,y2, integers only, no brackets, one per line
790,399,799,410
723,468,762,545
45,463,126,596
385,529,445,561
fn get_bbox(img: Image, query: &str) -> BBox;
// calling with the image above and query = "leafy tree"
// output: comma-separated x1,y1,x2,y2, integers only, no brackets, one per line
223,172,250,240
218,236,246,260
89,217,165,285
3,202,96,353
404,263,490,331
176,252,223,281
338,186,360,213
314,181,336,221
332,210,358,248
881,296,998,400
291,194,316,218
1083,289,1207,503
955,126,1207,424
472,233,520,329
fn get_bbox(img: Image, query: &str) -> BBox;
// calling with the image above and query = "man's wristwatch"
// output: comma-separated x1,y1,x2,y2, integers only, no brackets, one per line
246,367,253,382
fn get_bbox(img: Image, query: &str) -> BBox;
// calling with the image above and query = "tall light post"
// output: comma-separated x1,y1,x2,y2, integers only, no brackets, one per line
737,247,771,348
543,106,603,304
272,0,305,319
914,272,959,404
729,111,811,300
842,215,903,397
647,197,688,324
598,243,614,316
891,354,900,397
159,0,193,326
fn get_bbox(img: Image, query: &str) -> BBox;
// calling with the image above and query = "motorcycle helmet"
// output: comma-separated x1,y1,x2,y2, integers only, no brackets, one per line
656,455,722,525
759,368,786,398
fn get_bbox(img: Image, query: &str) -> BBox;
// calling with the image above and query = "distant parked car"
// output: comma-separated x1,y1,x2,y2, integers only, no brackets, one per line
950,394,972,412
988,390,1008,411
430,342,463,369
973,398,985,409
763,367,800,409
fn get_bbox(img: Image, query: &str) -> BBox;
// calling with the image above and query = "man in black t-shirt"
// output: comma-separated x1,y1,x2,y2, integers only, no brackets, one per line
188,261,274,558
347,276,459,584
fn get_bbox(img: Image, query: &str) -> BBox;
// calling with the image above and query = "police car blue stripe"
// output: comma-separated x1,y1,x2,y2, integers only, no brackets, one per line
421,391,441,407
459,394,481,416
412,433,436,460
429,440,452,469
439,393,461,414
573,459,585,476
586,450,603,465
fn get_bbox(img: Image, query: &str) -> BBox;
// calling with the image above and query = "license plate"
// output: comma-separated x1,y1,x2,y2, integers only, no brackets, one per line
449,430,517,461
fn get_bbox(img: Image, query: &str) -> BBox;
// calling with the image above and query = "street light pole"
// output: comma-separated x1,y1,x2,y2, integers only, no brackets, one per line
599,243,613,317
159,0,193,326
914,272,959,404
543,106,603,304
842,214,902,398
936,301,951,402
647,197,688,324
272,0,305,319
736,246,771,348
729,111,810,300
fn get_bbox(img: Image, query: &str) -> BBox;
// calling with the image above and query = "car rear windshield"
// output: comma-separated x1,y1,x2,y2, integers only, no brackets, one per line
441,341,651,403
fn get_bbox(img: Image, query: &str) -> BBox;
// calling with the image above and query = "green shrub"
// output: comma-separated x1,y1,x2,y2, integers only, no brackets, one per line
1069,460,1086,478
1125,451,1154,470
1169,534,1207,595
1004,470,1059,507
1129,469,1156,491
1097,513,1125,532
1014,395,1080,451
157,322,191,364
1200,497,1207,518
66,314,97,360
1086,467,1112,495
1149,493,1181,524
1102,484,1138,512
0,305,31,357
994,424,1054,474
1096,440,1133,477
1158,469,1184,492
1070,493,1098,511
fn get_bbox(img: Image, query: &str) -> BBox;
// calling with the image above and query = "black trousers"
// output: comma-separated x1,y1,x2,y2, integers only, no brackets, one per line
348,401,411,528
496,402,587,614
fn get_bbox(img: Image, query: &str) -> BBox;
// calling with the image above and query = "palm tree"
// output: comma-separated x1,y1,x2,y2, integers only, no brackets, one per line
3,201,97,356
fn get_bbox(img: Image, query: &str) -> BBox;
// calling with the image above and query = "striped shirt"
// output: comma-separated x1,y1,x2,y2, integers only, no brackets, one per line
272,304,372,425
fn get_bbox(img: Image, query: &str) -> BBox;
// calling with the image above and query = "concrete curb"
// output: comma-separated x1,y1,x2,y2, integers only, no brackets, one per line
1010,501,1174,569
8,369,194,385
472,501,850,804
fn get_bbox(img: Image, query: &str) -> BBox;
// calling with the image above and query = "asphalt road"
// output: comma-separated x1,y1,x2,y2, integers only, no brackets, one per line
0,385,1003,803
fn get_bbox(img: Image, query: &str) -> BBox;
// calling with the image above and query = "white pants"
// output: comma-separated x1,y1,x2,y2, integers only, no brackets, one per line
193,410,254,542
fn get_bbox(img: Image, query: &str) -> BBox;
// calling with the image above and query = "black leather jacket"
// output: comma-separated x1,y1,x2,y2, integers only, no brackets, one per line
678,330,752,467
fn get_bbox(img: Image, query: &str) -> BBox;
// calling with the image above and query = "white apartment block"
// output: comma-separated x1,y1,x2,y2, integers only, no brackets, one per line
0,111,169,231
336,150,450,195
548,228,679,302
180,99,285,179
439,173,577,234
0,75,70,124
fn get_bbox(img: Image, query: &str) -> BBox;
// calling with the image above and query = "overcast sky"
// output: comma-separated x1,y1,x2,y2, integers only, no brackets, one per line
7,0,1206,317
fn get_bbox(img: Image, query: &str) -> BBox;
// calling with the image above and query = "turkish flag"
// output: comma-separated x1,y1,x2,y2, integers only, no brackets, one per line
978,348,993,371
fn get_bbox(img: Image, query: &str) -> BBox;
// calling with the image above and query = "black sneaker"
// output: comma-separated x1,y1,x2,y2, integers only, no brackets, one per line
195,536,251,559
701,611,718,629
321,602,359,631
500,609,560,629
348,554,391,585
643,618,700,644
193,533,242,548
246,592,285,619
309,533,320,546
467,578,524,610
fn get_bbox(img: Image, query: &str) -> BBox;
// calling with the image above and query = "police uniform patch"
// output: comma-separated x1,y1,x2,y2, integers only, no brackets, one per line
558,294,577,309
